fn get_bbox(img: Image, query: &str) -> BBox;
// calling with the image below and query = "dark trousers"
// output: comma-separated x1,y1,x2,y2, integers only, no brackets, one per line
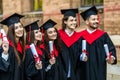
67,78,71,80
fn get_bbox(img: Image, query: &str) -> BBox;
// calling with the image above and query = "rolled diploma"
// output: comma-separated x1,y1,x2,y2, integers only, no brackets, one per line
80,40,86,61
30,43,40,63
1,29,9,43
104,44,110,59
49,41,53,53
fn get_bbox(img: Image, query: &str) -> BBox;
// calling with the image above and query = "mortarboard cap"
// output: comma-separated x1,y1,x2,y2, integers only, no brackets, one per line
61,8,78,17
80,6,98,20
25,20,39,32
0,13,24,26
40,19,57,31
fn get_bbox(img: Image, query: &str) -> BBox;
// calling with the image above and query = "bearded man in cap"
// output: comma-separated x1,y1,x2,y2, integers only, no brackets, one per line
79,6,117,80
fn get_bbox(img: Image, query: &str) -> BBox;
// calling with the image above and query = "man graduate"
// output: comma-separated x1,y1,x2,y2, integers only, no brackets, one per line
59,8,85,80
79,6,117,80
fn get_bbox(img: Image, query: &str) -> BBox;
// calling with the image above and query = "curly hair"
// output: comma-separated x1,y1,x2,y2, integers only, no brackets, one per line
43,27,62,58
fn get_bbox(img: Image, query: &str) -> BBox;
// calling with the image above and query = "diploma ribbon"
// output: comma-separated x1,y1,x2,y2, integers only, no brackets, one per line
50,51,54,59
107,52,112,60
82,49,88,55
34,55,40,64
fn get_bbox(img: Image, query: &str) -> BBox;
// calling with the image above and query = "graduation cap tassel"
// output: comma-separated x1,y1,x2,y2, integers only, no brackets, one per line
41,27,44,42
0,33,2,39
28,26,32,43
77,13,80,27
98,14,100,26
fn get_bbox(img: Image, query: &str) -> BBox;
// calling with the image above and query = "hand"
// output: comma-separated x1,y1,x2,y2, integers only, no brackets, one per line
49,56,56,65
2,41,9,55
0,39,2,46
35,61,42,70
83,55,88,62
106,56,115,64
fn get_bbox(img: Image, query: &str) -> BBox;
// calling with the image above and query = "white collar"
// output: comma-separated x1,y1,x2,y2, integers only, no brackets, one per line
87,28,96,34
65,29,74,37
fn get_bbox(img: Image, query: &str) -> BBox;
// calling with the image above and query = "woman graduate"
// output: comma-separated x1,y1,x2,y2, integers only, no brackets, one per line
24,20,45,80
40,19,63,80
0,13,25,80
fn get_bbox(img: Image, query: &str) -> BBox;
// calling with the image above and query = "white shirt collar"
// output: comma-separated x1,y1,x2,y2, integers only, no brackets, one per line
87,28,96,34
65,29,74,37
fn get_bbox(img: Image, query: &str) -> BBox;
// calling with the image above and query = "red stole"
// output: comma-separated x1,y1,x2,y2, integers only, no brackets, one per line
40,43,58,57
81,29,105,45
9,40,23,54
58,29,82,47
26,45,43,56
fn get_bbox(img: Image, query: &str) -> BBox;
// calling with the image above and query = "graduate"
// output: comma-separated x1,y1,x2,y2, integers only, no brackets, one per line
40,19,63,80
0,30,9,80
59,8,86,80
79,6,117,80
0,13,25,80
24,20,45,80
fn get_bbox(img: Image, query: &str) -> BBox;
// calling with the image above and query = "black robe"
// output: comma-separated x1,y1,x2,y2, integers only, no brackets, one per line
58,29,83,80
77,29,117,80
42,44,64,80
0,41,24,80
24,46,45,80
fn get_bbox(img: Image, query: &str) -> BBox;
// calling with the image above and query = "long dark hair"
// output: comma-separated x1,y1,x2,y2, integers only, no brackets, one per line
7,23,26,65
44,27,62,57
26,30,41,48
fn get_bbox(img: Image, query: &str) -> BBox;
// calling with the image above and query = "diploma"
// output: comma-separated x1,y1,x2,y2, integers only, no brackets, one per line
30,43,40,63
49,41,53,53
80,40,87,61
0,29,9,43
104,44,112,60
49,41,54,58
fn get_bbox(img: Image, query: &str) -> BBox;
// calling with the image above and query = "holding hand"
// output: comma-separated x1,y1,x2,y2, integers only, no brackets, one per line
106,56,115,64
35,61,42,70
49,56,56,65
2,41,9,55
84,55,88,62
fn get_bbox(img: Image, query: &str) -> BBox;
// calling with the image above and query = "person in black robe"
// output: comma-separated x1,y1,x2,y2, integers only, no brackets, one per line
78,6,117,80
40,19,63,80
58,8,87,80
0,33,10,80
0,13,26,80
24,20,45,80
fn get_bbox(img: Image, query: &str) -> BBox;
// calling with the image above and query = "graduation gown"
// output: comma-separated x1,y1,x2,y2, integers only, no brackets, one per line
40,44,63,80
0,46,10,80
0,40,24,80
58,29,83,80
78,29,117,80
24,45,45,80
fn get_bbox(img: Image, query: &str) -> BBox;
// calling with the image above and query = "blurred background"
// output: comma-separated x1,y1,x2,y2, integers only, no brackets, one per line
0,0,120,80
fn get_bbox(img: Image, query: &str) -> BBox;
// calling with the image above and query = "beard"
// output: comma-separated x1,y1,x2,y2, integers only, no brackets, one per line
90,23,98,29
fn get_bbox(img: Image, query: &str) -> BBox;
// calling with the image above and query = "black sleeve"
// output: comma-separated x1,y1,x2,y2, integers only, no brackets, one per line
0,46,10,72
105,33,117,64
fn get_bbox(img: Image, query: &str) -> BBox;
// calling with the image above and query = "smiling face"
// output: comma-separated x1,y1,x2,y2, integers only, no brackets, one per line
86,15,99,30
14,22,24,38
64,16,77,30
34,29,42,41
47,27,57,41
